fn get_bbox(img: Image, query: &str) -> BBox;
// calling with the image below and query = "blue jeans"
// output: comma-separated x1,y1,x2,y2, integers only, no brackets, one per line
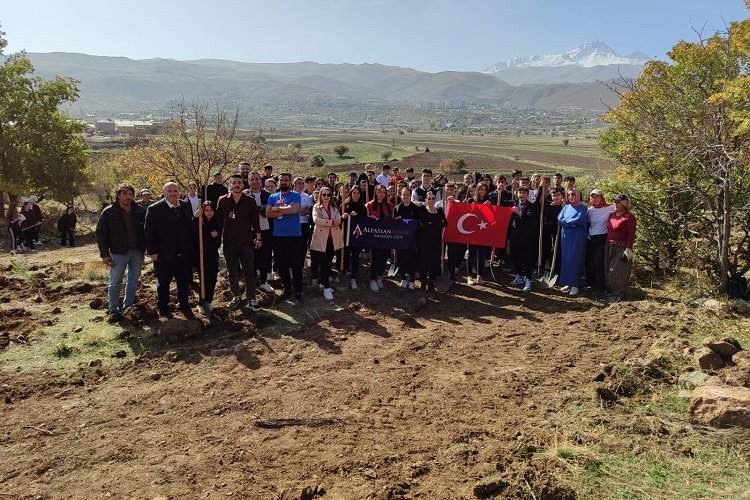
108,250,144,313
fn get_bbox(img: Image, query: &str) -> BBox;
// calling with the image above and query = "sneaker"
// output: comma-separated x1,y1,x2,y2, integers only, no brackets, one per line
323,288,334,300
475,275,484,285
523,279,532,292
510,275,525,285
9,250,17,255
466,276,475,286
157,308,173,319
106,311,123,323
370,280,380,292
228,296,242,311
180,306,196,320
569,287,580,296
272,272,281,281
311,278,319,287
560,285,571,293
376,278,384,290
350,278,358,290
408,281,415,290
266,272,274,282
605,293,621,302
400,279,409,289
259,283,275,293
249,299,261,312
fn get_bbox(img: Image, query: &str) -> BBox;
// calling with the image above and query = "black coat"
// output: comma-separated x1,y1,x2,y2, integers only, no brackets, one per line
57,212,77,232
144,198,194,263
95,202,146,257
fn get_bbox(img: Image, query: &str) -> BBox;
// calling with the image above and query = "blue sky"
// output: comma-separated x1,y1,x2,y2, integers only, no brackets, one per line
2,0,747,72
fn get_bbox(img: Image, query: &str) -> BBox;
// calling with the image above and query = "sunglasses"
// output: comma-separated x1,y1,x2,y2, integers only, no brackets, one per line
320,193,331,197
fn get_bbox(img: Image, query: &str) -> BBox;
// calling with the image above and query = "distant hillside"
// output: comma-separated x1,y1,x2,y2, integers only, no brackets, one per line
22,52,620,116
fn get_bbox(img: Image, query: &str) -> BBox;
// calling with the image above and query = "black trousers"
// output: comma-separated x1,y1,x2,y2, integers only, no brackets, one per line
256,229,273,283
511,236,534,279
585,234,607,291
344,246,361,277
223,243,256,300
419,235,442,282
397,248,417,280
61,229,75,246
312,237,335,288
274,236,304,295
370,248,389,279
467,245,489,275
446,243,465,278
154,255,192,310
198,252,219,304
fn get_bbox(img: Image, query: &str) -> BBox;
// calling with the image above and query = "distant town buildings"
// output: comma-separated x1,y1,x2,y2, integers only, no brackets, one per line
419,100,467,110
94,119,156,136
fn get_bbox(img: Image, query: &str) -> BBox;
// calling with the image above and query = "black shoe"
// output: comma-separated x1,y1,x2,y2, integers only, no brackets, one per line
158,308,173,319
294,293,304,305
280,290,294,302
106,311,123,323
179,306,196,320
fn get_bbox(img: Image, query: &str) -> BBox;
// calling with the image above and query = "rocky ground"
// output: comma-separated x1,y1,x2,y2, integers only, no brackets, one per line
1,243,749,499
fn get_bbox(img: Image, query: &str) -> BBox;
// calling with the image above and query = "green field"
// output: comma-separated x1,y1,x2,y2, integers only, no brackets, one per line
264,128,615,179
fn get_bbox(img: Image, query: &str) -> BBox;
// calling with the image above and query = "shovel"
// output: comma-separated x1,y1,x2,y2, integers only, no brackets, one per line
434,241,450,293
387,249,399,277
543,226,561,287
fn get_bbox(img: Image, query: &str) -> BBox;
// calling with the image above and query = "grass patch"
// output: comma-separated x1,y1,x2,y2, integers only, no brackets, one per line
0,306,152,371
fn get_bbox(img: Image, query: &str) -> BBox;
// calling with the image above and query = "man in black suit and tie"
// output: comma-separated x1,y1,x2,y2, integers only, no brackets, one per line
145,181,195,318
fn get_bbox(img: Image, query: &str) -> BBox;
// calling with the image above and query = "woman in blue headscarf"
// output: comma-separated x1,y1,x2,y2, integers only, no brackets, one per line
557,188,588,296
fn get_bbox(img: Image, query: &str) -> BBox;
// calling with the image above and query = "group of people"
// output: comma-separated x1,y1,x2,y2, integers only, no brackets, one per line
91,161,636,320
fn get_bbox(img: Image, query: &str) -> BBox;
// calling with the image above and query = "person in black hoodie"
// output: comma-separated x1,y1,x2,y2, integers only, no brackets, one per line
466,183,493,285
418,192,447,291
341,186,367,290
57,205,77,247
193,201,222,315
395,187,420,289
509,186,540,291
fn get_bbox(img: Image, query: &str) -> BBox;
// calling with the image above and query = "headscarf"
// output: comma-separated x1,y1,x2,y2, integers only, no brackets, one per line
566,188,582,206
589,189,609,208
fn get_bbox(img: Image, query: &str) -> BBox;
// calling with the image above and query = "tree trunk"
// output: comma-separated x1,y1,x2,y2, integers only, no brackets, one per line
6,193,19,224
0,191,5,222
720,178,731,292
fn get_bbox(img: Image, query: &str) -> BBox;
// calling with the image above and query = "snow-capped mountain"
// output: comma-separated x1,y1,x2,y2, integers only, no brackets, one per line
483,42,649,86
485,41,649,71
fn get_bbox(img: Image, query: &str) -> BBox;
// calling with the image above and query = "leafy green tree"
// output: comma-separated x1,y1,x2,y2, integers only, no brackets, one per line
333,145,349,158
0,26,88,219
381,150,392,161
310,154,326,168
601,15,750,290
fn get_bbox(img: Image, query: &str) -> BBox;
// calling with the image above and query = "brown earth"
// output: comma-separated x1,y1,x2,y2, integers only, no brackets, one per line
0,244,734,498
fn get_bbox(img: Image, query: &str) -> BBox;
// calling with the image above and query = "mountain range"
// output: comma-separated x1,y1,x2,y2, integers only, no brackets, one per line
483,41,648,85
18,42,646,120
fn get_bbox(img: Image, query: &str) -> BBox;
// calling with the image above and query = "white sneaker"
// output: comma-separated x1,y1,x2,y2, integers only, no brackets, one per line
272,272,281,280
510,275,525,285
569,287,579,296
259,283,275,293
475,275,484,285
523,279,532,291
376,278,384,290
400,279,409,289
467,276,475,286
370,280,380,292
9,250,17,255
249,299,261,311
350,278,358,290
323,288,334,300
319,283,325,290
560,285,571,293
408,281,415,290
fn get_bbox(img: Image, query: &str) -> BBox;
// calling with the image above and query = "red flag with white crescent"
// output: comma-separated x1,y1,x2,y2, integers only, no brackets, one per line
443,202,513,248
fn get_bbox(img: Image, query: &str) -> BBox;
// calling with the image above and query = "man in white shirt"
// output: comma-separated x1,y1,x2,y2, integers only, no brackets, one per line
376,164,392,188
186,181,201,214
247,172,274,293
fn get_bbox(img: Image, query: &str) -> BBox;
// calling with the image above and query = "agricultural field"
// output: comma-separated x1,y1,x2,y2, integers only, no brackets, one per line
265,128,616,180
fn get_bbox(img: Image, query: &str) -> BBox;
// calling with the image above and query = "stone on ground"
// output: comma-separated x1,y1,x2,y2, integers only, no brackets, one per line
688,385,750,428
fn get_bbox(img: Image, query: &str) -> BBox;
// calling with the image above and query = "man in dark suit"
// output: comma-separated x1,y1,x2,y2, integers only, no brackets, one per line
145,181,195,318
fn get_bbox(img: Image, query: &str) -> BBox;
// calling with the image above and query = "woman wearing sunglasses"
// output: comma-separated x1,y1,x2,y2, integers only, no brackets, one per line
311,187,344,300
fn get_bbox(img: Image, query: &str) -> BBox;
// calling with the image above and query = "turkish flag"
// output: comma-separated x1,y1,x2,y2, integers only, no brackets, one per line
443,202,513,248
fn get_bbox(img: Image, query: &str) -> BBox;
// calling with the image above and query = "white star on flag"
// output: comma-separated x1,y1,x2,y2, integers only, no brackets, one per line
478,220,488,230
